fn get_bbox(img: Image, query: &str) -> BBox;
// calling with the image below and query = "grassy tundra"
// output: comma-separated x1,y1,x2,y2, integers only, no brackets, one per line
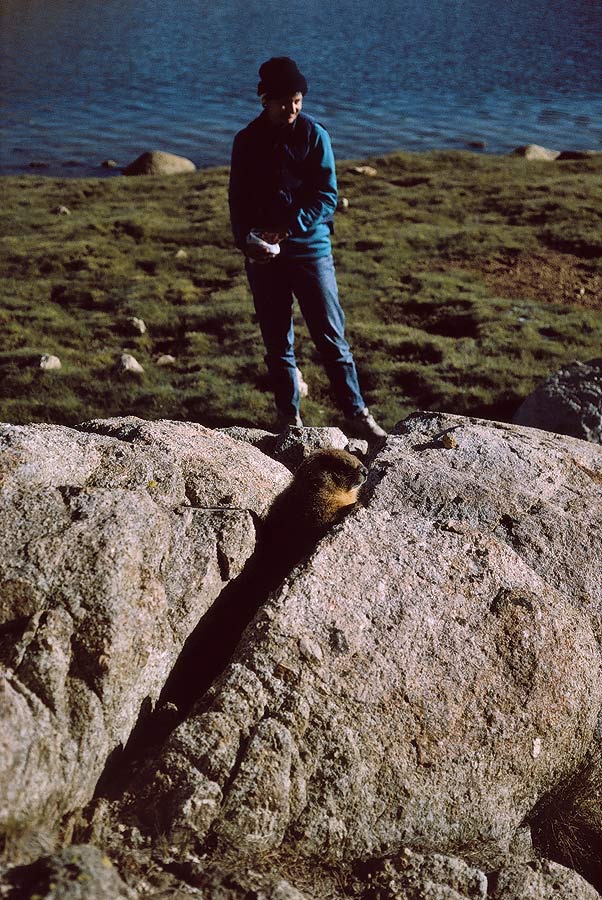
1,151,601,430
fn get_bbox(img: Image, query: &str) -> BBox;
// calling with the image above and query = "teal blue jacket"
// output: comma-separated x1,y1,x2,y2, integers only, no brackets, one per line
229,112,337,260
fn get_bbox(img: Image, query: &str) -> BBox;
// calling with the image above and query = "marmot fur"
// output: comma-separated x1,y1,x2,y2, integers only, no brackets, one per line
261,448,367,575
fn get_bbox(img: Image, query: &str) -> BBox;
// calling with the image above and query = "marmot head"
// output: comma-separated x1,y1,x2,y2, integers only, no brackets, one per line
263,448,368,563
295,448,367,493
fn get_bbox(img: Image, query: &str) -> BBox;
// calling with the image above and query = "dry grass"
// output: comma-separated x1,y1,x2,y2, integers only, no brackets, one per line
530,744,602,891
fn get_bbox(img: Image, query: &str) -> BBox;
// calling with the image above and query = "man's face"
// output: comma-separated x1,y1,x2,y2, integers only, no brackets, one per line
265,92,303,126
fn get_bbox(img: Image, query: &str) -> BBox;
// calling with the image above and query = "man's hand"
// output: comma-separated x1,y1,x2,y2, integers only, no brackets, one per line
260,231,288,244
245,230,287,262
245,241,275,262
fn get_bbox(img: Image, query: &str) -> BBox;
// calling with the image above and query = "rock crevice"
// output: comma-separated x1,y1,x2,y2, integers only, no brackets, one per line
2,412,602,898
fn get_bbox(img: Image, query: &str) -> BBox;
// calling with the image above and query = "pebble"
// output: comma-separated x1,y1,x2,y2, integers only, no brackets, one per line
175,249,188,259
39,354,62,371
52,206,71,216
351,165,378,176
128,316,147,335
119,353,144,374
156,354,176,367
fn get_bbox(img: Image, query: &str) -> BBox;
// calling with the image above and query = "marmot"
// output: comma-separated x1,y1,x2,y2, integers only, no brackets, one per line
157,450,367,721
261,448,367,578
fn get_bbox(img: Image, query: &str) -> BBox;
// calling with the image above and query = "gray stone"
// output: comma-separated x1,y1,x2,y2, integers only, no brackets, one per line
491,857,600,899
511,144,560,160
0,418,289,859
347,438,370,459
39,354,61,371
124,151,196,176
0,844,134,899
118,352,144,373
351,165,378,175
139,412,602,871
79,416,290,514
271,425,349,470
363,848,487,899
127,316,147,335
513,358,602,444
156,354,177,366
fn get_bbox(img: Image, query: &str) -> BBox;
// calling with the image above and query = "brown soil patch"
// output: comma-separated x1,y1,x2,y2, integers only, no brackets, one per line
448,250,602,310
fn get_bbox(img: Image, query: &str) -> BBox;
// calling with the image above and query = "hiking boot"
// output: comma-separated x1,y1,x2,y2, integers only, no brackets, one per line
345,407,387,440
275,412,303,431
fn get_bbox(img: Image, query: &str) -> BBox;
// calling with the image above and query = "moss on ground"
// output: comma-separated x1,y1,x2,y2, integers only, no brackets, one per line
1,151,601,430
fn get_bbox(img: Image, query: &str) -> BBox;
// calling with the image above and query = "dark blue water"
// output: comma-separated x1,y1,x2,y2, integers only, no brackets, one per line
1,0,601,176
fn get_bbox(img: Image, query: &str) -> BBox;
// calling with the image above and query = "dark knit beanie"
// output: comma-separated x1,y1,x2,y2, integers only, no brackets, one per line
257,57,308,97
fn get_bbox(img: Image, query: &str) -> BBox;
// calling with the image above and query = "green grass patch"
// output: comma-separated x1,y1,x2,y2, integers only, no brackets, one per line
1,152,601,430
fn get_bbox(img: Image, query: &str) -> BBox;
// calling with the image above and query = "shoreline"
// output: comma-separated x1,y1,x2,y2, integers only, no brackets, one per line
1,143,600,181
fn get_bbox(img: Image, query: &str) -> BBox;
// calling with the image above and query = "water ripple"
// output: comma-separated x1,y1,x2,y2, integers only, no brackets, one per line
0,0,600,175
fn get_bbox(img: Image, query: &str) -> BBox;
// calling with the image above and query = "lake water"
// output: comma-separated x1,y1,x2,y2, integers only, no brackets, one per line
1,0,601,176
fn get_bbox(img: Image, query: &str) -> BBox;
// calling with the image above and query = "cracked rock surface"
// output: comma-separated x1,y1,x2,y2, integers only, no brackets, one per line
0,417,290,854
1,412,602,898
125,412,602,875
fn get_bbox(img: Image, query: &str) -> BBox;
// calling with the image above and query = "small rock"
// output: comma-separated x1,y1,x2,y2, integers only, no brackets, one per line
128,316,147,335
337,196,350,210
511,144,560,161
492,857,600,899
1,845,135,900
557,149,602,161
351,165,378,176
39,354,61,371
175,248,188,259
101,159,118,169
124,151,197,176
156,354,176,367
365,848,488,900
52,205,71,215
347,438,369,459
119,353,144,374
296,367,309,399
271,426,349,471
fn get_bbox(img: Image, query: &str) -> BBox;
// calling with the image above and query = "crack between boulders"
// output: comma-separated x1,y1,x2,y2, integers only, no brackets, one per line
91,542,296,803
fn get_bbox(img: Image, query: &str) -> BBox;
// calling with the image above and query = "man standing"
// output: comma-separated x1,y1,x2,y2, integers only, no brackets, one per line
228,56,386,440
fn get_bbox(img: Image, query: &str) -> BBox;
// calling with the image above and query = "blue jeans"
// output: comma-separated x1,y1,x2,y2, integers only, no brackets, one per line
245,254,365,419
